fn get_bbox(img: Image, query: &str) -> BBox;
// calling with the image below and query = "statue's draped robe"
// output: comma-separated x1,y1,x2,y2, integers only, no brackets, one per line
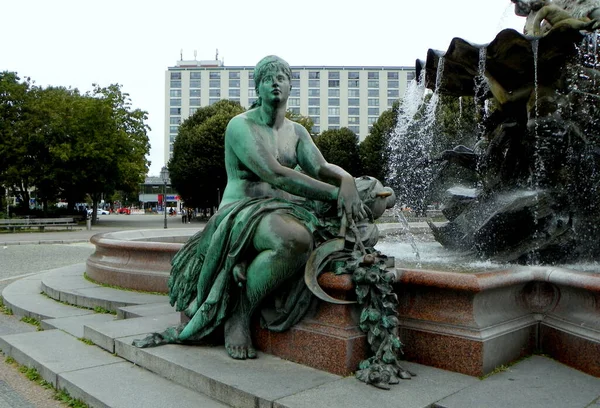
148,197,337,344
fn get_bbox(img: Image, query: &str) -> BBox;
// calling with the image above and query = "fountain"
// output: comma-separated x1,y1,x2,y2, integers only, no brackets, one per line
382,5,600,377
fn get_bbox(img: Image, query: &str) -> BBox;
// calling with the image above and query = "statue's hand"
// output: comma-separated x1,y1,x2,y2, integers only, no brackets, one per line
337,177,367,222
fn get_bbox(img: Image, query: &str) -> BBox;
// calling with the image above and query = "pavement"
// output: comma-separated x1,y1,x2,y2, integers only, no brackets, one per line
0,216,598,407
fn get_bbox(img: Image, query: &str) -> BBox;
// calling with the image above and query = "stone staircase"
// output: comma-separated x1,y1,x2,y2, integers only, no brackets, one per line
2,264,599,408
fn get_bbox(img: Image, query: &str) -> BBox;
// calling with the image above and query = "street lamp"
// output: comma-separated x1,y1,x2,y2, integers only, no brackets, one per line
160,166,170,229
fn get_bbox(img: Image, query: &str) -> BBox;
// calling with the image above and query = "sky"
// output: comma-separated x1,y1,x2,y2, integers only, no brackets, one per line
1,0,524,176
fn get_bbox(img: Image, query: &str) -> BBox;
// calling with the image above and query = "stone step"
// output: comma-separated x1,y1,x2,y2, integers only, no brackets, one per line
40,264,168,313
83,313,180,353
1,272,94,321
41,313,117,338
116,301,175,319
0,330,229,408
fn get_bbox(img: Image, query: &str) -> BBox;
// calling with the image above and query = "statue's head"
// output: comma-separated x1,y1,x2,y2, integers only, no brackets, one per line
253,55,292,107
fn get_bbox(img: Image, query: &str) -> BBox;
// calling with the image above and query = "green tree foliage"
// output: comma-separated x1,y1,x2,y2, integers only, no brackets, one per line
314,127,362,176
0,72,150,219
360,101,399,182
169,100,245,208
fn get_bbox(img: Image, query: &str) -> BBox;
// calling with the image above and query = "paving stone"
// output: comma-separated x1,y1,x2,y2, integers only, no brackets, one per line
0,330,121,387
274,361,478,408
116,335,340,408
0,380,35,408
58,361,228,408
117,301,174,319
84,313,180,352
41,313,117,338
434,356,600,408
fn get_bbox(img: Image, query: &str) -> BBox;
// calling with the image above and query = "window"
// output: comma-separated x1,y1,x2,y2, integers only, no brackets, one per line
170,80,181,88
368,89,379,97
189,107,198,115
190,80,201,88
209,72,221,79
348,116,359,124
209,89,221,97
313,125,320,133
348,107,360,115
248,72,254,80
328,89,339,97
328,71,340,79
288,98,300,106
308,80,320,87
388,72,399,80
309,71,320,79
229,89,240,97
170,134,176,142
348,125,360,133
329,125,340,130
388,98,397,106
328,107,340,115
209,80,220,88
169,144,174,152
328,116,340,124
170,72,181,80
388,80,399,88
229,98,240,104
309,89,320,97
368,99,379,106
368,72,379,79
290,88,300,97
407,71,416,81
249,80,255,88
310,116,320,124
209,98,220,105
170,117,181,124
189,98,201,106
190,89,201,97
291,71,300,79
308,107,320,115
348,72,359,79
348,89,360,97
328,80,340,88
368,80,379,88
348,98,360,106
368,107,379,115
387,89,400,97
190,72,201,79
368,117,378,124
248,89,257,97
229,71,240,79
288,107,300,114
170,126,179,133
308,98,320,106
248,98,257,106
348,80,359,88
328,98,339,106
170,90,182,97
229,80,240,88
170,98,181,106
291,80,300,88
170,107,181,115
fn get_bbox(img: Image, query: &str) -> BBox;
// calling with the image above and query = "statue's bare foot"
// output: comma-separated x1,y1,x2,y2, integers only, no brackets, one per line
224,313,256,359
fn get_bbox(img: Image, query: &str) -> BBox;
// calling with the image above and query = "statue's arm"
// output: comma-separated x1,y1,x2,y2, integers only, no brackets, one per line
295,124,367,220
226,117,338,202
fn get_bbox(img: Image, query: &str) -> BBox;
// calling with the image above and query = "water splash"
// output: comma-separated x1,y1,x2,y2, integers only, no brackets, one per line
390,205,421,267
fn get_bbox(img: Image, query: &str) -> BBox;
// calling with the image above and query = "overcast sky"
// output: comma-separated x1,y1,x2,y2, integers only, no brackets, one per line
1,0,524,176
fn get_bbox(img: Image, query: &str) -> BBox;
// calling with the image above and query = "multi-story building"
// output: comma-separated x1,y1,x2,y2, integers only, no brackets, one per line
164,58,414,163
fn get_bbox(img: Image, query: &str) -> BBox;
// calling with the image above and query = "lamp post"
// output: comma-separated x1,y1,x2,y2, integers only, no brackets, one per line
160,166,170,229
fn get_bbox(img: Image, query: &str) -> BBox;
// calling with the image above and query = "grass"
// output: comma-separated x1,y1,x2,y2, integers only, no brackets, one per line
3,351,89,407
0,296,13,315
479,354,533,380
39,291,117,315
77,337,94,346
20,316,43,331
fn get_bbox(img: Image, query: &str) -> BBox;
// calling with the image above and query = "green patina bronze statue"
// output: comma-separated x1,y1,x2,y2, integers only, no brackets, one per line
134,55,410,388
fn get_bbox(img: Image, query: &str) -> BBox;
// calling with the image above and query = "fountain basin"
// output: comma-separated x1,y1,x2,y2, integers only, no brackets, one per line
85,228,600,378
86,229,197,293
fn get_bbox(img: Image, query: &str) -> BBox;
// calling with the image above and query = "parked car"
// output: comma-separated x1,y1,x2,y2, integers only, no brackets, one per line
117,208,131,215
98,209,110,215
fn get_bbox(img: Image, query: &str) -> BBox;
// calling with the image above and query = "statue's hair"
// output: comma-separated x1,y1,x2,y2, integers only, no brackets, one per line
252,55,292,108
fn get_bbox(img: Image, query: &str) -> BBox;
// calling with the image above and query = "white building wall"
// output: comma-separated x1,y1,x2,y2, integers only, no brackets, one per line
164,61,415,164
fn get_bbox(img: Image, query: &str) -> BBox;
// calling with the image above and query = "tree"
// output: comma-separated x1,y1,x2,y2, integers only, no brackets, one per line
169,100,245,209
360,101,399,182
314,127,362,176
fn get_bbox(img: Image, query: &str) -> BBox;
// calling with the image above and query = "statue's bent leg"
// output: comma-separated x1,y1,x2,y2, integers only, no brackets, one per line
224,212,313,359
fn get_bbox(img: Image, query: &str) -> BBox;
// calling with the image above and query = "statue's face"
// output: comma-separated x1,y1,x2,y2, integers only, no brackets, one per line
257,67,290,107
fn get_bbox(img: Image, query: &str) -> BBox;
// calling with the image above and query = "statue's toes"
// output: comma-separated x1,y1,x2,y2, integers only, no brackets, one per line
247,347,257,359
226,345,247,360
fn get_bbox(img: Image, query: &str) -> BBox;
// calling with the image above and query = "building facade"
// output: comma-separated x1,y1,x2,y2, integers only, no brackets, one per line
164,59,414,163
